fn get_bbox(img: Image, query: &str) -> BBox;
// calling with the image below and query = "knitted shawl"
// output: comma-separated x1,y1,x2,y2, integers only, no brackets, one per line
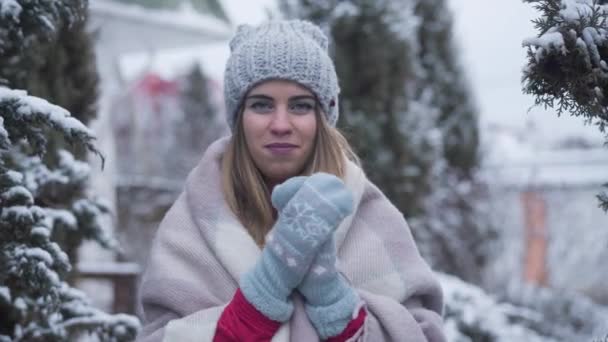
136,137,446,342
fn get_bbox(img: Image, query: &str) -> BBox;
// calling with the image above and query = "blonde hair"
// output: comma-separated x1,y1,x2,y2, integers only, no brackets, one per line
221,105,359,247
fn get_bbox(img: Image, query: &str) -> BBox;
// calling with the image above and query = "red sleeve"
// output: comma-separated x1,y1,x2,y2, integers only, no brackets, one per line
213,288,282,342
325,307,367,342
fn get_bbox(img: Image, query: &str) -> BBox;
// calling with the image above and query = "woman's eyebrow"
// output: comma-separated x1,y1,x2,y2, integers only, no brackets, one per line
245,94,315,101
289,95,315,101
245,94,273,101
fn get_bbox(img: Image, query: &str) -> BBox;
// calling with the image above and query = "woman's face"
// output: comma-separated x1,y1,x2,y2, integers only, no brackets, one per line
242,80,318,185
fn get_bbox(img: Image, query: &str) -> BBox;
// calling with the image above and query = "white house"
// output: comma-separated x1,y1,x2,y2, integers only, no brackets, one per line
87,0,231,218
482,125,608,305
79,0,232,313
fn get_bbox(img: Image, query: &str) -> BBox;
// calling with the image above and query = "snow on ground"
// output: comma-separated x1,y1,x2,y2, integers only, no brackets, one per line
440,272,551,342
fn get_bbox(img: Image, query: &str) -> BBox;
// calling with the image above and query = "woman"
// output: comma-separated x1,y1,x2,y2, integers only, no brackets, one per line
137,20,445,342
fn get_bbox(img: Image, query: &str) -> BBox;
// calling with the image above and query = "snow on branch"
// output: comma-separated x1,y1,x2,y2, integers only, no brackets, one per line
0,0,21,20
522,0,608,130
0,87,104,166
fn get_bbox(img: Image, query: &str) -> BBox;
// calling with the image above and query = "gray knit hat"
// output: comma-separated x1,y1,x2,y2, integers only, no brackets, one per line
223,20,340,131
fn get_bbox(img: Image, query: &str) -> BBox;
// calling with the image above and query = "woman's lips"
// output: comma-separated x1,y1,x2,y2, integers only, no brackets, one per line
265,143,298,155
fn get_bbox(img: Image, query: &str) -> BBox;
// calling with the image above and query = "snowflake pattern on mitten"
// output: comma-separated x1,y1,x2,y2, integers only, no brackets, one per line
281,201,333,248
266,175,352,276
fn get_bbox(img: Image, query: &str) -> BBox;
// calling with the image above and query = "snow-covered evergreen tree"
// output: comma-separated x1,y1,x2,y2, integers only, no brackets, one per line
0,89,138,341
522,0,608,211
414,0,479,174
1,0,140,340
23,9,99,127
171,63,225,180
0,0,87,90
406,0,493,284
1,0,103,266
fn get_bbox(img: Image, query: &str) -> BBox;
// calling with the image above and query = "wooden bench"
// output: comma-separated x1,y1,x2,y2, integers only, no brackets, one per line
76,262,141,314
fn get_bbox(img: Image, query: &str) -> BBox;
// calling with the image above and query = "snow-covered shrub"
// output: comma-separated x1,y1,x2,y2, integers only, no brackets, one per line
0,88,139,341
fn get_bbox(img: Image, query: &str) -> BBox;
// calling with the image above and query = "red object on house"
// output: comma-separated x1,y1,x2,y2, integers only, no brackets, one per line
133,73,179,113
522,190,548,286
136,73,179,96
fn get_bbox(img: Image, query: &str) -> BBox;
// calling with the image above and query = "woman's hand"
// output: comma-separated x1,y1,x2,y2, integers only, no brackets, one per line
274,174,361,338
297,236,361,339
239,173,353,323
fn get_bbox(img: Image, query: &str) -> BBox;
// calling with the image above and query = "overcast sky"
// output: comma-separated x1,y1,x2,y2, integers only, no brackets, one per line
219,0,606,146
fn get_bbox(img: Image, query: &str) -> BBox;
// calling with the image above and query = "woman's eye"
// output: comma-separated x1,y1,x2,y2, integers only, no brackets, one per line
289,102,314,114
250,101,273,112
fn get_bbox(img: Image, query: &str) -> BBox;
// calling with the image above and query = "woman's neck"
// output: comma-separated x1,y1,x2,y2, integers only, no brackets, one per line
265,177,286,194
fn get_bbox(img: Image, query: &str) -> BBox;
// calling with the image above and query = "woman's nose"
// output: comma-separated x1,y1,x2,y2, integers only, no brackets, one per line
269,107,292,135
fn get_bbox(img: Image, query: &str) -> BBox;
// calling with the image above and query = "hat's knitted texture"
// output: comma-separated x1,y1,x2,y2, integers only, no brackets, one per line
224,20,340,130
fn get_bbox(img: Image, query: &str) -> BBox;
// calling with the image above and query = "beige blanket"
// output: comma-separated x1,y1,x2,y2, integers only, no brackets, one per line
136,136,445,342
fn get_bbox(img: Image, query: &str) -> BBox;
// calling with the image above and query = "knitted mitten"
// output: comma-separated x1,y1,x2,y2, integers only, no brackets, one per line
297,235,361,339
240,173,353,322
